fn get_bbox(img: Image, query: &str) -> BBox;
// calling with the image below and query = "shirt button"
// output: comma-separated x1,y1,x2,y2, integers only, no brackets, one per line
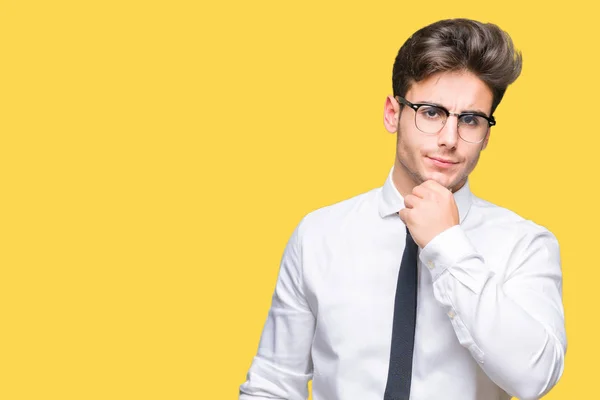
426,261,435,270
447,310,456,319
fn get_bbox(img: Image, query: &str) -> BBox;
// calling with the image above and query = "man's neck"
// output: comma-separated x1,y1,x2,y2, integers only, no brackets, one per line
391,162,420,198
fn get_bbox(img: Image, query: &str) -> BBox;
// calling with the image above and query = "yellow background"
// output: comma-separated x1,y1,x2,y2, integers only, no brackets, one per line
0,0,595,399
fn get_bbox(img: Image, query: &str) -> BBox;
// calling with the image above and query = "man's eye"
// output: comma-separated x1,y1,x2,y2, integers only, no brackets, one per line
419,107,443,119
460,115,481,126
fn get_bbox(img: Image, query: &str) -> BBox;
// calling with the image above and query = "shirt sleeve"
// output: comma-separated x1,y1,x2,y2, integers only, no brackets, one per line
239,219,315,400
419,224,566,400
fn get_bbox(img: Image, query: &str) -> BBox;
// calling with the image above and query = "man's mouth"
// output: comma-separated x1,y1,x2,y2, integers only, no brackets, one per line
427,156,458,167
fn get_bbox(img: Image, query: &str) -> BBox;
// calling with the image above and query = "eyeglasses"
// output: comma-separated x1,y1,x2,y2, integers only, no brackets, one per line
395,96,496,144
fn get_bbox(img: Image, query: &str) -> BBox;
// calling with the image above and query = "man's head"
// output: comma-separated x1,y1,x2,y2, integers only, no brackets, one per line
383,18,522,195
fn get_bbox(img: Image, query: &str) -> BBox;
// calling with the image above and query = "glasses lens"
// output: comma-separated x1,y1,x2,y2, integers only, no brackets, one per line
415,105,446,134
457,115,488,143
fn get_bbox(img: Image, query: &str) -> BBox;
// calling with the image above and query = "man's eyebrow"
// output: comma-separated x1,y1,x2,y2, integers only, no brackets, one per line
461,108,490,116
416,100,489,117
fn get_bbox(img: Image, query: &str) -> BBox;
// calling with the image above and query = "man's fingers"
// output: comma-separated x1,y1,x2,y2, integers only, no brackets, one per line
412,184,430,199
422,179,451,196
403,194,418,208
398,208,409,224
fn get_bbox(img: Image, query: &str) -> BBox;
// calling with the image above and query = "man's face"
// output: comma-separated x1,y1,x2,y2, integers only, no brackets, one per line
384,70,494,194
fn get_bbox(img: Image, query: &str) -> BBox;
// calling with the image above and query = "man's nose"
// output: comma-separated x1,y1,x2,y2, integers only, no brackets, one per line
437,115,459,148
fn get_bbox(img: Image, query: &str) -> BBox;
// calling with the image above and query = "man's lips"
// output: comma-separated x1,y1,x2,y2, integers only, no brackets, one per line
427,156,459,167
427,157,458,164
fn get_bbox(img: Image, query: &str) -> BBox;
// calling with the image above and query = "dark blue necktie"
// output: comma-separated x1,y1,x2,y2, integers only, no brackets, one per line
383,227,418,400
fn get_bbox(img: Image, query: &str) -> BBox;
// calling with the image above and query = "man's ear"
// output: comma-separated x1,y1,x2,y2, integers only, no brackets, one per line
383,95,401,134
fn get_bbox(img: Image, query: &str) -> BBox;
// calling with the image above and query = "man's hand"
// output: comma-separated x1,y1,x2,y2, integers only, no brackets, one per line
398,180,460,248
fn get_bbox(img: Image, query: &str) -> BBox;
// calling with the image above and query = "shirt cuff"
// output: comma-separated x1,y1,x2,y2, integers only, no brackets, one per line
419,225,489,293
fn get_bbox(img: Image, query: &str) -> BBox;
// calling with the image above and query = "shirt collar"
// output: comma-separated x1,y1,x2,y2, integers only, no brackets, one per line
378,166,473,223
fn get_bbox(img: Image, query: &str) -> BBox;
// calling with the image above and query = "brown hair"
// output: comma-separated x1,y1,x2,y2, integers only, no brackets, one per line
392,18,522,115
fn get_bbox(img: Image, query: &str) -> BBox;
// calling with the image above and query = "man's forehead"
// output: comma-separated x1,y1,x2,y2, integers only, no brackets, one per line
407,71,493,111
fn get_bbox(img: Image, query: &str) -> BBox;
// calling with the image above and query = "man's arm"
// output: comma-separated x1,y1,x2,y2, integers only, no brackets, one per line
420,225,566,400
400,181,566,400
239,220,316,400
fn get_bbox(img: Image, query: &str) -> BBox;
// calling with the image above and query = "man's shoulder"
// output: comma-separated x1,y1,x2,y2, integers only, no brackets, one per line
470,194,556,240
297,186,381,236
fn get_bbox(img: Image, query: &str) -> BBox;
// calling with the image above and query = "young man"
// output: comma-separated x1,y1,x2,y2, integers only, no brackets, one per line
239,18,566,400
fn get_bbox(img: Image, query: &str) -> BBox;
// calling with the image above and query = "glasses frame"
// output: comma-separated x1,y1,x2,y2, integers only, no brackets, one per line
395,96,496,144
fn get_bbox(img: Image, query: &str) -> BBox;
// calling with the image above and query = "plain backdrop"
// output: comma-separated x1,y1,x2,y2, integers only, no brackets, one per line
0,1,596,399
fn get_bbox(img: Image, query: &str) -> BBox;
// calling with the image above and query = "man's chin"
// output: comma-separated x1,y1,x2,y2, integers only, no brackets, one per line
424,172,451,185
423,172,459,191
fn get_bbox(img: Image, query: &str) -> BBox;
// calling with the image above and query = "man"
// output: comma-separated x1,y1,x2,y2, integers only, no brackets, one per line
239,18,566,400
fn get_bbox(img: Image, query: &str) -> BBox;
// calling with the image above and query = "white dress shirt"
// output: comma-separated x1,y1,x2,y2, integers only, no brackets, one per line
240,167,566,400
